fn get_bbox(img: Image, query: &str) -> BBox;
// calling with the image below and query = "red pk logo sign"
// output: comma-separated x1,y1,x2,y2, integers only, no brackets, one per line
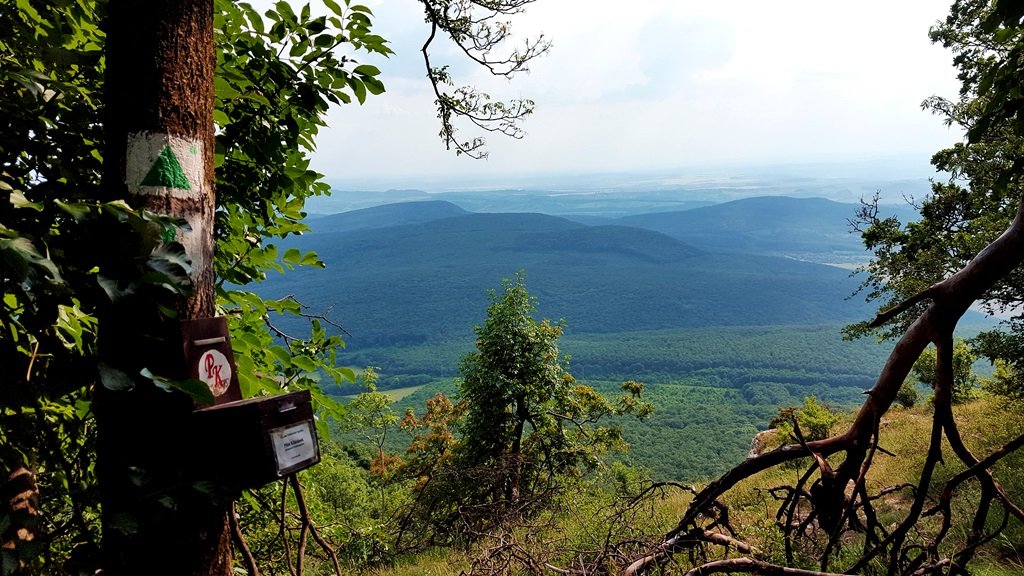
199,349,232,397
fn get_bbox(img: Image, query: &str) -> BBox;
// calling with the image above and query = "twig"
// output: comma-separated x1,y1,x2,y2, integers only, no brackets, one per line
290,475,343,576
279,480,296,576
229,501,261,576
868,286,938,328
683,557,849,576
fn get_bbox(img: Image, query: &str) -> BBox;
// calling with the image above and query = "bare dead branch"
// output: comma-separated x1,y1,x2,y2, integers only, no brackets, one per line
261,295,350,343
909,558,951,576
867,286,939,328
700,530,757,555
622,186,1024,576
279,480,297,576
939,430,1024,504
683,557,849,576
289,475,343,576
230,501,261,576
417,0,549,158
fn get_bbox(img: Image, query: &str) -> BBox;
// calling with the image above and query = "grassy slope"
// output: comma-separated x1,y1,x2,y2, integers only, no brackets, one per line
366,397,1024,575
724,396,1024,572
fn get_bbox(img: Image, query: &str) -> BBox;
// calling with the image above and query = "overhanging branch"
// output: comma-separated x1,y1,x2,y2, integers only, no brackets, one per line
623,194,1024,575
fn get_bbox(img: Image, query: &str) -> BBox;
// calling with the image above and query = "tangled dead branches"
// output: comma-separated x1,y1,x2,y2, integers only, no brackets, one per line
621,197,1024,574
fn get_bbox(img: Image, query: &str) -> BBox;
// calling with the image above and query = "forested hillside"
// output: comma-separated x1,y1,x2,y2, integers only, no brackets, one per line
339,324,897,396
306,200,468,232
267,200,910,483
618,195,919,263
260,202,878,352
349,323,905,480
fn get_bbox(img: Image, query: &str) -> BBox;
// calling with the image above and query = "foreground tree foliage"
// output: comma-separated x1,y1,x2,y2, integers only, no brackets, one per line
622,1,1024,574
849,0,1024,397
459,275,650,505
395,275,651,550
910,338,979,405
1,0,545,573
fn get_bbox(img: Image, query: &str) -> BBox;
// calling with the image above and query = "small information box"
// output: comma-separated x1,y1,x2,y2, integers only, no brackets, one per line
192,389,320,489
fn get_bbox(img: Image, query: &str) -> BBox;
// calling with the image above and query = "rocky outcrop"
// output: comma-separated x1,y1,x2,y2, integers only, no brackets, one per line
748,429,777,458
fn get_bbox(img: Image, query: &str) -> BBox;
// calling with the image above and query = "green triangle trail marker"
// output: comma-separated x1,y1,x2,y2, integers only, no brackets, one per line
140,145,192,189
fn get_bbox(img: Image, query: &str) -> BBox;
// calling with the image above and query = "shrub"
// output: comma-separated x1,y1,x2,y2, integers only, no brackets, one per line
896,379,919,408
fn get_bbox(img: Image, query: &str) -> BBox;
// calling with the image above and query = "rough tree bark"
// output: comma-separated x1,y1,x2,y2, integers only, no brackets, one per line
623,197,1024,575
96,1,229,574
0,464,40,568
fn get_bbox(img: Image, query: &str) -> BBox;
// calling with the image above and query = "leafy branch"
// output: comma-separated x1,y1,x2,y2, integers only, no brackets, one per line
418,0,550,158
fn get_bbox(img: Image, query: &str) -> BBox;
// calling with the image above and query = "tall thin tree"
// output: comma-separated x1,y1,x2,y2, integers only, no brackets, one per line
98,1,229,573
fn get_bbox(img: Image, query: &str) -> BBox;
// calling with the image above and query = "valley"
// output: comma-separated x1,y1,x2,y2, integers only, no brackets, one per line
254,192,991,480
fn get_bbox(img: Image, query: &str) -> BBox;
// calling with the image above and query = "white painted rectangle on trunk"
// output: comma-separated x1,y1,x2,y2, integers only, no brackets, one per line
125,131,206,199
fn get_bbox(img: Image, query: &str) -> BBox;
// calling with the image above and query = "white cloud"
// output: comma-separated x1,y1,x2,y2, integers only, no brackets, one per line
304,0,963,184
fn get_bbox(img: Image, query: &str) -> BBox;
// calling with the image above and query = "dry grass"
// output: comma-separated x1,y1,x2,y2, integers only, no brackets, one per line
381,385,426,402
367,396,1024,574
362,548,468,576
711,396,1024,571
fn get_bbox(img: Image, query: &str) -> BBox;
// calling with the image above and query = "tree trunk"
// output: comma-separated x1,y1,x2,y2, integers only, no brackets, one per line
97,1,229,574
0,461,40,571
506,396,529,504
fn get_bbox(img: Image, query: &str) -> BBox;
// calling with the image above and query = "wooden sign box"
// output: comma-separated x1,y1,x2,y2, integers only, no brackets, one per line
191,389,320,489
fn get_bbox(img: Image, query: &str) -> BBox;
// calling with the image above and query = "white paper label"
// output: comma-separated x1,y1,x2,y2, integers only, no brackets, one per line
270,421,317,473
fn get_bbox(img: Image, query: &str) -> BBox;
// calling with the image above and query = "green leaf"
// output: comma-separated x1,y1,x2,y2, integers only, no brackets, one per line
0,236,62,281
353,64,380,77
149,242,193,277
97,275,134,302
240,91,272,107
241,3,265,33
282,247,301,264
140,368,215,406
362,76,385,95
9,190,43,211
240,489,262,512
299,251,322,267
313,33,335,48
290,355,317,372
15,0,42,24
348,76,367,104
306,17,326,34
336,366,356,382
269,345,292,365
55,200,91,220
99,362,135,392
322,0,342,16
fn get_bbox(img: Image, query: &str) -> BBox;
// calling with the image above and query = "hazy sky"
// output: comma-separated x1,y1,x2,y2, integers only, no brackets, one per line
303,1,963,187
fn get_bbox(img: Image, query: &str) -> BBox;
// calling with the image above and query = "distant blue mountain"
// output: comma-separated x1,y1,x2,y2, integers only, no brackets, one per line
618,196,918,263
260,201,875,349
308,200,467,233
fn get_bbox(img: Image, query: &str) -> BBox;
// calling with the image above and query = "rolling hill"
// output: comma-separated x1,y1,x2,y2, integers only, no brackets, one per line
306,200,468,233
617,196,918,263
263,199,951,480
259,203,876,352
